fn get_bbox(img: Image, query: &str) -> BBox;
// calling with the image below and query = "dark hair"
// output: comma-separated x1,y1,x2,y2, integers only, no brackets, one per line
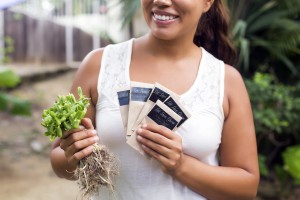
193,0,236,66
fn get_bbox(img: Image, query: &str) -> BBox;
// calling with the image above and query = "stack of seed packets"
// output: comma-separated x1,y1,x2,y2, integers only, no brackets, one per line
117,82,191,157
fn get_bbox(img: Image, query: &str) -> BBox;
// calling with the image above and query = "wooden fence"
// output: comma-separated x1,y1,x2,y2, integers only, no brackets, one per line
4,9,111,63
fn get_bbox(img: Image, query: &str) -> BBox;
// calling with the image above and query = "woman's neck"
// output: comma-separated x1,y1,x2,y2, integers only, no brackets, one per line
138,33,199,60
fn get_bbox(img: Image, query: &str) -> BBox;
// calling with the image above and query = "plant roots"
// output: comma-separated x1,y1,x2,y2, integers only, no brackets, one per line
75,144,118,199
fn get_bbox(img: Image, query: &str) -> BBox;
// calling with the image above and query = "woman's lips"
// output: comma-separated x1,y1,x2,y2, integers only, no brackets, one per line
152,12,179,25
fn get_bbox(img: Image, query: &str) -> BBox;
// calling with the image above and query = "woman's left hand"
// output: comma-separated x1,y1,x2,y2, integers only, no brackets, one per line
136,123,184,174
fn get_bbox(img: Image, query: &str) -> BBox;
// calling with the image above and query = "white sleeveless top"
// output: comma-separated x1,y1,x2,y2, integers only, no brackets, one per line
95,39,225,200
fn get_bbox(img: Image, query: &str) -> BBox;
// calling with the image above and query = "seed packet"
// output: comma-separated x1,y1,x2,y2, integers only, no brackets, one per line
130,83,176,134
163,95,191,129
127,100,182,157
116,86,131,135
126,82,153,137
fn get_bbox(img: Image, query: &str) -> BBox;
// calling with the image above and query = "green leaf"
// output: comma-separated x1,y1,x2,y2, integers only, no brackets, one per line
252,38,298,75
283,145,300,184
258,154,269,176
117,0,140,27
0,68,21,88
237,38,250,71
0,92,9,110
41,87,90,141
232,20,247,38
248,10,286,33
11,97,31,116
227,0,300,77
274,164,289,183
0,91,31,116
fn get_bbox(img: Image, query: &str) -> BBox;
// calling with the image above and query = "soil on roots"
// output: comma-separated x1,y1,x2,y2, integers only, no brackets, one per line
75,144,119,199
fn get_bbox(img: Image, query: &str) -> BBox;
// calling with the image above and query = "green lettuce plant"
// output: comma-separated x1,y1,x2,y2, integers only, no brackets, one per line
41,87,89,141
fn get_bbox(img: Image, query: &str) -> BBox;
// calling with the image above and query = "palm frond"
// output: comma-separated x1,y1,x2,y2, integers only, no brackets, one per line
117,0,140,27
227,0,300,77
252,38,298,75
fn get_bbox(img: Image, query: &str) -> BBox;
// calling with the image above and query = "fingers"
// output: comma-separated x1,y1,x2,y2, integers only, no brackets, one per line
136,123,183,156
81,118,94,130
61,125,85,139
137,127,171,149
60,128,99,166
141,123,175,140
137,123,182,147
136,123,184,173
61,118,94,139
140,143,170,163
58,117,98,166
60,129,97,149
137,134,172,157
68,145,95,167
141,144,181,173
60,129,98,151
137,129,182,160
64,134,99,159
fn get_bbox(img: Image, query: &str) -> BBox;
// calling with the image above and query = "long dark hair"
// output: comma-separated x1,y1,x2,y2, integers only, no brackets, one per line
193,0,236,66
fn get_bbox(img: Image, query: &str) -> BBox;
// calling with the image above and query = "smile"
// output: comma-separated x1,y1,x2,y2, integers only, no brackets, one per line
153,13,177,21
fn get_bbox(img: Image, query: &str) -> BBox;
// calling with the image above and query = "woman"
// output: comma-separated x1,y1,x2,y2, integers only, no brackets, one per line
50,0,260,199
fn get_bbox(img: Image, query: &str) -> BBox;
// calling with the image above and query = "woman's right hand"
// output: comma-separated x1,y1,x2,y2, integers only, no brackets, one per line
59,118,99,170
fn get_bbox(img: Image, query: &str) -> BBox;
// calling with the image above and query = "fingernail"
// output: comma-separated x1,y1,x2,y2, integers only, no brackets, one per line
142,124,147,128
93,136,99,142
137,135,142,141
91,130,97,135
79,125,85,130
137,128,142,134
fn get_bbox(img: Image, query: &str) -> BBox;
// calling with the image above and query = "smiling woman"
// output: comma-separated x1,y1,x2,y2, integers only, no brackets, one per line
50,0,260,199
142,0,211,41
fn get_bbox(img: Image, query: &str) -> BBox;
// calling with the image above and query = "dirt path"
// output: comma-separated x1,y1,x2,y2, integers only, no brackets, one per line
0,70,80,200
0,156,78,200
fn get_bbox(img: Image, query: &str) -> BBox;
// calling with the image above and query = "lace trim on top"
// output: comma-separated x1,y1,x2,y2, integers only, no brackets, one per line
97,39,133,106
97,39,225,120
180,50,224,115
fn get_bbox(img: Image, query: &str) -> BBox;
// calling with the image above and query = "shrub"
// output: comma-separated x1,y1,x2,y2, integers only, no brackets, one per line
0,68,31,116
245,72,300,182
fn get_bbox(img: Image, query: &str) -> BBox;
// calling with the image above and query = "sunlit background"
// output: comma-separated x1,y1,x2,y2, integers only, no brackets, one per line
0,0,299,199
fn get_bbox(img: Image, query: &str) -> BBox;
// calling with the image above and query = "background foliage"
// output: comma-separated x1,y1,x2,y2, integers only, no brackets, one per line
227,0,300,81
245,73,300,185
0,68,31,116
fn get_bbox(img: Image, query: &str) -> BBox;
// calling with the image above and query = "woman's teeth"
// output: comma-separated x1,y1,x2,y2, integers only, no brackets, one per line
153,13,176,21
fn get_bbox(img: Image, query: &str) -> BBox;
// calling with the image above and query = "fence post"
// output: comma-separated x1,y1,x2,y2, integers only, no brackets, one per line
0,10,4,63
93,0,100,49
65,0,73,64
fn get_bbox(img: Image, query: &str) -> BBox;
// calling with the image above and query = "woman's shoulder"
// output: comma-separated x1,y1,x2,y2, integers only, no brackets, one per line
77,48,104,77
224,64,245,91
80,38,133,67
222,64,249,118
78,38,134,74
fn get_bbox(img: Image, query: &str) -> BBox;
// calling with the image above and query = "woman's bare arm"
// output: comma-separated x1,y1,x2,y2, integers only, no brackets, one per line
50,49,103,180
